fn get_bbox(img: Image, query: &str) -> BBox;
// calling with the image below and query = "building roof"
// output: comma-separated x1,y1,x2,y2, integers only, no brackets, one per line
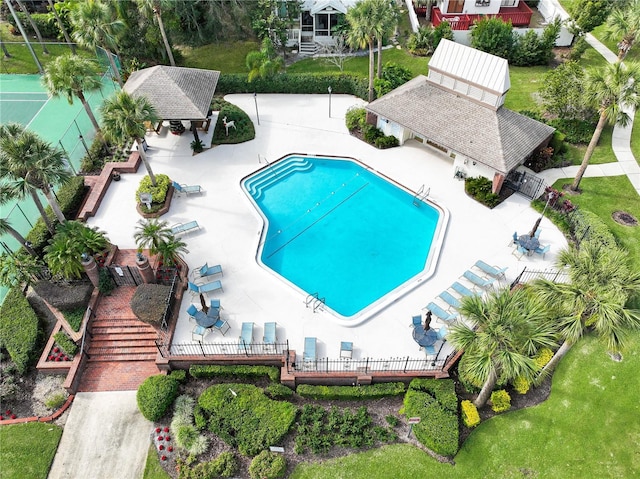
366,75,555,173
123,66,220,120
303,0,357,13
429,39,510,95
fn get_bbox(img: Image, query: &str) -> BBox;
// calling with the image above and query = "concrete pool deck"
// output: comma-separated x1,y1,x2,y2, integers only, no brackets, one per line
87,93,568,362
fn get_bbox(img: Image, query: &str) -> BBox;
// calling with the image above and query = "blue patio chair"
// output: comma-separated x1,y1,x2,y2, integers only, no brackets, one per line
512,244,529,260
534,228,542,239
508,231,518,246
450,281,477,298
194,262,223,280
534,243,551,259
188,280,223,298
303,337,317,365
473,260,508,279
438,291,461,311
424,344,436,356
172,180,202,196
425,302,459,323
411,315,422,328
192,324,208,342
340,341,353,359
239,322,254,352
462,270,496,289
212,318,230,336
263,322,277,346
436,326,448,340
186,304,198,323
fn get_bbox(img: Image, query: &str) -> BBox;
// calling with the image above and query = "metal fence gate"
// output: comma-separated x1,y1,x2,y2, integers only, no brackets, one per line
504,170,546,200
107,264,143,286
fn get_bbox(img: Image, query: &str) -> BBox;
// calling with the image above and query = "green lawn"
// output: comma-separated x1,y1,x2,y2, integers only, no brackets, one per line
143,444,171,479
0,422,63,479
178,40,259,74
551,176,640,269
291,331,640,479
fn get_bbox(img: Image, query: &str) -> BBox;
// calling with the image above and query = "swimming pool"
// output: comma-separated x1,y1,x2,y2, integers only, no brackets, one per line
243,155,448,321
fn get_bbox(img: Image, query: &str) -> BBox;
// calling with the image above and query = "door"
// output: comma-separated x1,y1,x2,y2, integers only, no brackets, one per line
447,0,464,13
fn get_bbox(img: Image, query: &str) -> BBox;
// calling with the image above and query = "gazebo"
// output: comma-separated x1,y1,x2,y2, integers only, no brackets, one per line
123,65,220,140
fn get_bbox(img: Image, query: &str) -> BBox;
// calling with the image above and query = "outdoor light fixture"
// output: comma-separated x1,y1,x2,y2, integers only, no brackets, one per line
328,86,332,118
253,92,260,125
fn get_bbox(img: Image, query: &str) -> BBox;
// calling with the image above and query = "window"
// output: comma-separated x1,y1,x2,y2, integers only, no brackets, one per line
316,13,329,36
475,0,491,6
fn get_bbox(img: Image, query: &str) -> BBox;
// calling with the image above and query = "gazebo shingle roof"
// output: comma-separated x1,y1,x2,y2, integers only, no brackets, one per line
123,66,220,120
366,75,555,173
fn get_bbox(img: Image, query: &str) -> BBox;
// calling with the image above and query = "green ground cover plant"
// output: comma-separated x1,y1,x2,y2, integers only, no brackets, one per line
0,287,40,373
189,364,279,382
61,306,85,332
291,331,640,478
197,383,297,456
0,422,63,479
296,382,405,400
143,444,172,479
52,330,77,356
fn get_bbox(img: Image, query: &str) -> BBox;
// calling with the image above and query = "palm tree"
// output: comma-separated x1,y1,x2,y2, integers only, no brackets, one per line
137,0,175,66
42,54,104,134
70,0,125,86
15,0,50,55
0,126,71,226
134,219,172,255
100,91,159,185
47,0,76,54
246,38,284,82
447,288,557,407
571,61,640,191
602,0,640,62
372,0,398,79
347,0,378,102
533,243,640,375
4,0,43,73
0,252,42,288
155,234,188,267
0,187,38,258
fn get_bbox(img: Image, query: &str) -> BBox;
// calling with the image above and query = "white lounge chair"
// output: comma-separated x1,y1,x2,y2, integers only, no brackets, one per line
171,220,199,235
172,180,202,196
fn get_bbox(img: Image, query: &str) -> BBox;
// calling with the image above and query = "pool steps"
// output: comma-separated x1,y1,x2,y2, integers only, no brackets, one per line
246,157,313,199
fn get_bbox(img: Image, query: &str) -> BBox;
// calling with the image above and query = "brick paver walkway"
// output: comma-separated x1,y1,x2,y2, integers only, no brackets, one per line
78,250,162,392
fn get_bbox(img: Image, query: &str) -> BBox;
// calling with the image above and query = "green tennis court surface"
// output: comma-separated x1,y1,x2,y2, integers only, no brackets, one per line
0,92,49,125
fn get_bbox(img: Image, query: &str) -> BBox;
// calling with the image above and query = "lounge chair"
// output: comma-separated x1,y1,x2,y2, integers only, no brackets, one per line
340,341,353,359
411,315,422,328
212,318,230,336
473,260,508,279
425,302,459,323
534,244,551,259
187,280,223,298
438,291,461,311
194,262,223,280
171,220,199,235
263,322,277,349
303,337,317,367
239,322,254,352
172,180,202,196
462,270,496,289
450,281,477,298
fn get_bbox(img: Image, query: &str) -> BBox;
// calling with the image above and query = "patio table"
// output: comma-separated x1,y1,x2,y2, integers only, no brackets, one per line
412,325,438,348
194,309,216,328
518,234,540,253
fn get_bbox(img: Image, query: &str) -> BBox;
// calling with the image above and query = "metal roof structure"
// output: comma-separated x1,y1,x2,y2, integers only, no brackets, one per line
303,0,357,13
429,39,510,95
366,75,554,173
123,66,220,120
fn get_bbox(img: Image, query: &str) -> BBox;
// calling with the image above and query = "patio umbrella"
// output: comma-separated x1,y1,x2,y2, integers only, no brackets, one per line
199,293,209,313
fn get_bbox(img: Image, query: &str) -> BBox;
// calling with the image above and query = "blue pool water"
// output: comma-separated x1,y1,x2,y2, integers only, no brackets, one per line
243,155,444,318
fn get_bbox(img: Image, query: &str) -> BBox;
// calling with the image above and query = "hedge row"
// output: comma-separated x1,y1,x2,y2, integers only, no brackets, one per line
296,382,405,400
216,73,369,100
0,287,40,373
571,208,617,248
25,176,87,256
403,379,459,457
6,12,59,39
189,364,280,382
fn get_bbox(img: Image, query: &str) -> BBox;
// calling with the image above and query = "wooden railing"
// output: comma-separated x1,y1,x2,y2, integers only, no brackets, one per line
431,2,532,30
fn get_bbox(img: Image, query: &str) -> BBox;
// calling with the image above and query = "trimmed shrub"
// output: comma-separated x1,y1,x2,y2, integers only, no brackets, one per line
345,107,367,131
62,307,85,332
130,284,171,326
53,331,78,356
534,347,555,369
547,118,596,144
374,135,399,149
465,176,500,208
169,369,187,383
264,383,294,400
136,174,171,204
513,375,531,395
0,287,40,373
403,379,458,457
249,450,286,479
491,389,512,413
363,124,383,144
296,382,405,400
177,452,237,479
461,400,480,428
211,102,255,145
136,375,179,421
198,383,297,456
189,364,280,382
571,209,617,247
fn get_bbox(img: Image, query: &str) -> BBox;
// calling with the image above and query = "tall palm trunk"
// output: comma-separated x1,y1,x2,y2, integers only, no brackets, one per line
77,90,102,134
368,38,375,102
30,189,55,234
0,222,38,257
474,368,497,408
571,110,607,191
376,37,383,79
155,11,175,67
0,38,11,58
104,46,123,86
5,0,43,74
47,0,76,54
41,186,66,223
136,138,156,186
541,340,574,376
15,0,50,55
